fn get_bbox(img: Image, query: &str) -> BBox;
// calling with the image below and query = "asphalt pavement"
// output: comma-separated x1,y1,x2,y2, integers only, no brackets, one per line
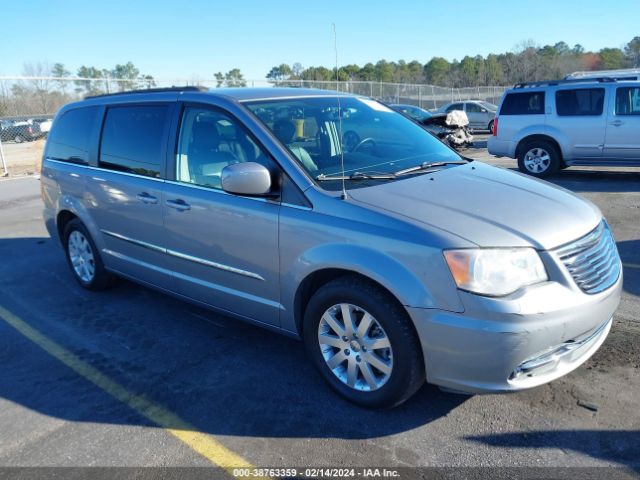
0,150,639,477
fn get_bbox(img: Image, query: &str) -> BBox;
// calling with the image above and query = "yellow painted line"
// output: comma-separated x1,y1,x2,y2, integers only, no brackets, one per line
0,304,263,477
623,263,640,270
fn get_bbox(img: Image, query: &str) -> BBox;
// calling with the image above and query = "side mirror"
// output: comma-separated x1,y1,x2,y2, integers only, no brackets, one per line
480,108,487,113
221,162,272,196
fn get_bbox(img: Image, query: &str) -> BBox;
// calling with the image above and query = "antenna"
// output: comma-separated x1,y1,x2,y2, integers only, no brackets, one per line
333,23,348,200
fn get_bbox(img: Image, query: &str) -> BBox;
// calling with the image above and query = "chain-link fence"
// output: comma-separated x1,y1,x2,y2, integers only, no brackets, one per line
280,80,507,110
0,76,508,177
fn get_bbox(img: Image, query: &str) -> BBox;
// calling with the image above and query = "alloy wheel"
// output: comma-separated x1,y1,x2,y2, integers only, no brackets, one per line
68,230,96,283
523,147,551,174
317,303,393,392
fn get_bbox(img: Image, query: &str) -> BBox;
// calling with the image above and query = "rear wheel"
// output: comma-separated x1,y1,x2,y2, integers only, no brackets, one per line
517,139,560,178
303,275,424,408
14,134,24,143
488,120,494,133
63,219,115,290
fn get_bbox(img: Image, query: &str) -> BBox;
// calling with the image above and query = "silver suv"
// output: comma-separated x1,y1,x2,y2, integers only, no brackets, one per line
42,87,621,408
488,78,640,177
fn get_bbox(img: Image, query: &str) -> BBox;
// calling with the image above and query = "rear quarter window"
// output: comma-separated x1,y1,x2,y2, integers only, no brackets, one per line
99,105,169,178
555,88,604,116
500,92,545,115
46,107,100,164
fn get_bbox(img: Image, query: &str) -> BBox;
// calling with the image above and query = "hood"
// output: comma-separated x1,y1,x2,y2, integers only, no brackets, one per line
347,162,601,250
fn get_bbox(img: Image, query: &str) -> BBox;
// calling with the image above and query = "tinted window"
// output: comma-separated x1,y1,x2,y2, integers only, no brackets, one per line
556,88,604,116
615,87,640,115
176,107,274,190
500,92,545,115
47,107,99,164
99,105,168,178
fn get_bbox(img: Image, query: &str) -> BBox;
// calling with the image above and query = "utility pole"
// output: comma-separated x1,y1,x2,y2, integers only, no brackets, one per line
0,137,8,177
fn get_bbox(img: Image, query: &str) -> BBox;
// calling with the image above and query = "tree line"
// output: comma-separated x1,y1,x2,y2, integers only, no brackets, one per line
266,37,640,87
2,37,640,117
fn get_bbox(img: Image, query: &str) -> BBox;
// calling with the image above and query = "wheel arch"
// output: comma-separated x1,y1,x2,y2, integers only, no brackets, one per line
293,267,425,363
56,210,78,241
290,252,434,335
516,134,564,162
53,196,105,253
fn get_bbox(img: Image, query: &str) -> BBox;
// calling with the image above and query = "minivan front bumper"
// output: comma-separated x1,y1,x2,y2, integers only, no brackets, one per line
407,272,622,394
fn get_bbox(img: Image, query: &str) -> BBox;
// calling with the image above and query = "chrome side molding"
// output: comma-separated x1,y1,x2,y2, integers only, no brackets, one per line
100,229,265,281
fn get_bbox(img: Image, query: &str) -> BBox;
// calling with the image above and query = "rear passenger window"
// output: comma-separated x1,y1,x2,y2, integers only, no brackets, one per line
47,107,99,164
446,103,463,113
556,88,604,116
615,87,640,115
500,92,545,115
99,105,169,178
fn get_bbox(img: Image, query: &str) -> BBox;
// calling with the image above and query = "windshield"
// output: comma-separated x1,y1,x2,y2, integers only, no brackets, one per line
244,96,463,190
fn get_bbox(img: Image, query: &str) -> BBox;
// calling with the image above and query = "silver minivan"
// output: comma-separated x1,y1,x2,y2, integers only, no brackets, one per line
41,87,622,408
488,78,640,177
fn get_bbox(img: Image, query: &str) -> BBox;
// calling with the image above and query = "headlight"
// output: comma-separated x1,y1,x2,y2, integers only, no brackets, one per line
443,248,548,296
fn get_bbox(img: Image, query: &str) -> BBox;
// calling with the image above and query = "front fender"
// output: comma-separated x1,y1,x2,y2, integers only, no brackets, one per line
280,243,450,334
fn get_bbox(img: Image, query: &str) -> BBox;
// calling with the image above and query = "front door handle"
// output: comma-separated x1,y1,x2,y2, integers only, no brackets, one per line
136,192,158,204
609,120,624,127
166,198,191,211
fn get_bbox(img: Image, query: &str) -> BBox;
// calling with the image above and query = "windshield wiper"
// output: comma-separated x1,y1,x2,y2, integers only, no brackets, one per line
316,172,397,182
393,161,467,177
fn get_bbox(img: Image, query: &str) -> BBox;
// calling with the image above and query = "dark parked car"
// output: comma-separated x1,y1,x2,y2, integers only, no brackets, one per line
0,120,42,143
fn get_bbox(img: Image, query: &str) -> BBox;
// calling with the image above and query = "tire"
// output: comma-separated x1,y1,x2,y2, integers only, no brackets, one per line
303,275,425,408
488,120,494,134
63,219,115,290
517,139,560,178
14,134,24,143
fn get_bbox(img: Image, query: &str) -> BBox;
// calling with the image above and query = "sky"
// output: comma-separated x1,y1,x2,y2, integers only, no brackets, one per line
1,0,638,81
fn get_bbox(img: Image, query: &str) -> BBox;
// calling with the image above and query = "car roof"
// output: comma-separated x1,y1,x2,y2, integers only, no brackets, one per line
85,87,357,103
58,87,364,115
214,87,357,101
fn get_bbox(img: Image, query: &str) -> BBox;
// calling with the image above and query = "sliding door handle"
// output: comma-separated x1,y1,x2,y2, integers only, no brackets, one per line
166,198,191,211
136,192,158,204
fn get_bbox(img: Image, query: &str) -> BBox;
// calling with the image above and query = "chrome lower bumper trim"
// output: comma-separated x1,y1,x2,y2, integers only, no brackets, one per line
509,316,612,382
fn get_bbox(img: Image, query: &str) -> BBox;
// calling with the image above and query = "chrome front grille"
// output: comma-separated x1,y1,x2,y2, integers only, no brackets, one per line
555,222,621,294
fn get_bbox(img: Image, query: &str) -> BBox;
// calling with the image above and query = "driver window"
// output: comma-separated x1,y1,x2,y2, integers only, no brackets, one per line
176,107,272,190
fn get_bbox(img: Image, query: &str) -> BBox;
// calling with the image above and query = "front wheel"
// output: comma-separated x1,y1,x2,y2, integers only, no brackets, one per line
488,120,494,134
14,134,24,143
517,140,560,178
303,275,425,408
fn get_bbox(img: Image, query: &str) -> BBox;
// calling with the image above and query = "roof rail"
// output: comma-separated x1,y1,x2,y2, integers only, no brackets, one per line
513,77,620,89
84,86,207,99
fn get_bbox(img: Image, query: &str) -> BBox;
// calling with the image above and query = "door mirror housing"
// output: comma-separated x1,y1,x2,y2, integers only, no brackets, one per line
221,162,273,196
